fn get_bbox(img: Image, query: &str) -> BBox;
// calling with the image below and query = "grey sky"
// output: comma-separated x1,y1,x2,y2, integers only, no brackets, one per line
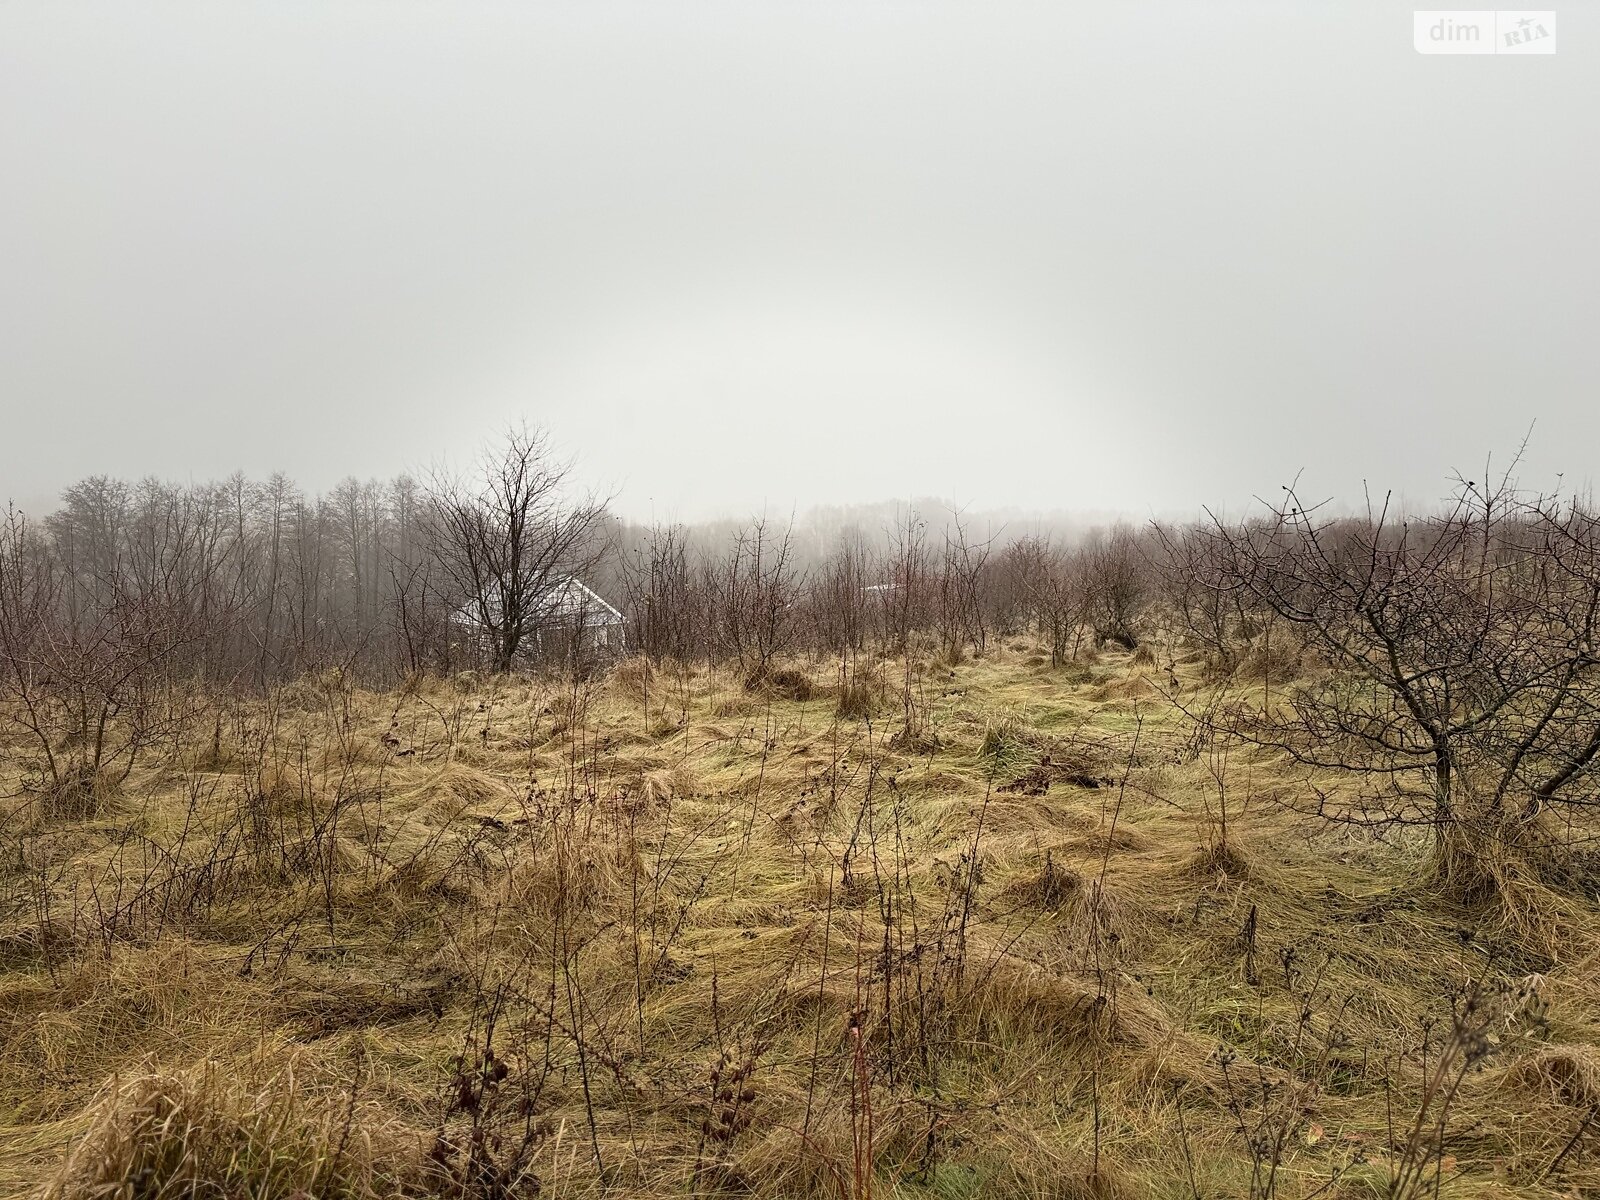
2,2,1595,522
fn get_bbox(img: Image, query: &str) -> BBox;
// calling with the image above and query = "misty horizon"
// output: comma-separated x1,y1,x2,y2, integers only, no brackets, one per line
4,2,1596,522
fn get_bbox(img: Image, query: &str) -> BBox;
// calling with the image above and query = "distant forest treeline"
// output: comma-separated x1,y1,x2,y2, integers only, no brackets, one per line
0,430,1150,687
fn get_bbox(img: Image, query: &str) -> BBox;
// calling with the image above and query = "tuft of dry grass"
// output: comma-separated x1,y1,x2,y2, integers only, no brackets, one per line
1502,1043,1600,1110
833,669,887,722
39,1055,426,1200
1185,837,1255,881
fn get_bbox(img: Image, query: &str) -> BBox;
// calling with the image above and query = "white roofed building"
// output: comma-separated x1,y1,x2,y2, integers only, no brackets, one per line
450,576,625,667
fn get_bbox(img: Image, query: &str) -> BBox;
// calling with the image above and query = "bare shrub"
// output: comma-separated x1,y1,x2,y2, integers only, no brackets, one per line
708,517,806,689
1077,525,1148,650
0,506,200,817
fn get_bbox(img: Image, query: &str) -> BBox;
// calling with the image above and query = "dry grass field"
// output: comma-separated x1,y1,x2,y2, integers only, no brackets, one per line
3,645,1598,1198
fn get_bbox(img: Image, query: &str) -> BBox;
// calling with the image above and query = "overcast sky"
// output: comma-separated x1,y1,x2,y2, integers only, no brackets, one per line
2,2,1595,521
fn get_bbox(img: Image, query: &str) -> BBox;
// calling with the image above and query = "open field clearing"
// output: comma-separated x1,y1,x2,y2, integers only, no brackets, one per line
6,0,1596,1192
4,645,1598,1199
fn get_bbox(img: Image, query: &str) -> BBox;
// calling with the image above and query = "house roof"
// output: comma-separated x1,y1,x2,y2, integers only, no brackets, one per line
451,576,624,629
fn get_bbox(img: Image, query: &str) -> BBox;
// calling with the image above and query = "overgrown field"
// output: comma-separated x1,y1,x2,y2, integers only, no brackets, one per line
3,646,1599,1198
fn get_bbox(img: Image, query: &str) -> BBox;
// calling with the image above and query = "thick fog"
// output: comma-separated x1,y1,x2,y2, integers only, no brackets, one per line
2,2,1595,520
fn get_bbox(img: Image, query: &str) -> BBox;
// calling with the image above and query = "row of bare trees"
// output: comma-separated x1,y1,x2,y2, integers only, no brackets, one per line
0,427,1171,707
0,427,1171,804
4,471,443,688
0,429,619,808
611,463,1600,900
12,428,1599,899
614,511,1158,685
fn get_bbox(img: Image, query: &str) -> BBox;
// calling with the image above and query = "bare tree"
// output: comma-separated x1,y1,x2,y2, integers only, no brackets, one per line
1003,535,1088,666
810,534,874,663
1201,469,1600,892
0,505,200,815
1078,525,1147,650
874,509,934,657
934,512,992,660
708,516,805,688
426,427,609,674
620,523,701,663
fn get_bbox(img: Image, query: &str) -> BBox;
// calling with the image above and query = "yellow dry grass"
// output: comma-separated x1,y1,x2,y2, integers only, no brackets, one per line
0,648,1597,1198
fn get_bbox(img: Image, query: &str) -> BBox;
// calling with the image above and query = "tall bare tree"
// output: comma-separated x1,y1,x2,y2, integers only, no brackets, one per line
426,427,609,674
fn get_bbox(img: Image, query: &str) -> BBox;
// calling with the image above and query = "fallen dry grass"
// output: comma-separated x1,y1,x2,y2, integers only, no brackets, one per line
2,647,1598,1198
